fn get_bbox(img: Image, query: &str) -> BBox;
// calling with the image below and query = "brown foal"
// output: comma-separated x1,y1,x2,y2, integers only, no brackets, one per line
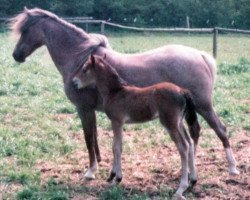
73,55,199,199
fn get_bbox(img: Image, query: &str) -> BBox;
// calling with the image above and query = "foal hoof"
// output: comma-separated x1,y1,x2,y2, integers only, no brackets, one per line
107,172,122,184
188,173,197,187
189,179,197,187
116,177,122,183
107,172,116,182
96,156,102,163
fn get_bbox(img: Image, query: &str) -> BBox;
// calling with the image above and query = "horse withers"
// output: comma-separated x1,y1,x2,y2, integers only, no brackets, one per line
73,55,199,199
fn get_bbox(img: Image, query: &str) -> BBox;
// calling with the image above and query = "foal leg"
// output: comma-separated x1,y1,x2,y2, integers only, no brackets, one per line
77,108,100,179
168,128,189,199
197,104,239,175
181,125,197,186
107,120,123,183
160,115,189,199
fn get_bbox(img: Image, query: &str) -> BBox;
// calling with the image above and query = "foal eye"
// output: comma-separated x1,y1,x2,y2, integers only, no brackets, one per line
82,68,88,74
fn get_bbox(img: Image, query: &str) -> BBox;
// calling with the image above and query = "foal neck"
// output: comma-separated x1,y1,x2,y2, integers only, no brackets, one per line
94,62,127,97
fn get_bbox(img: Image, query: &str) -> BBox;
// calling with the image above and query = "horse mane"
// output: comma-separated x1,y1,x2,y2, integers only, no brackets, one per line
10,8,112,78
9,7,89,39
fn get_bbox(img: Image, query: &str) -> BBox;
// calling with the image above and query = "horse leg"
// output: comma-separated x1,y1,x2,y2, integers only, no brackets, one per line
92,114,101,162
77,108,100,179
197,104,239,175
107,120,123,183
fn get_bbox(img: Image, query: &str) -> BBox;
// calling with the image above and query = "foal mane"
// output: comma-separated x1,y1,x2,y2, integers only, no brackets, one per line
9,7,89,39
97,56,128,87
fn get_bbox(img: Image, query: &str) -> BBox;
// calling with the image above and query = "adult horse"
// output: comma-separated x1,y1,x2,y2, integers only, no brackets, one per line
11,8,239,180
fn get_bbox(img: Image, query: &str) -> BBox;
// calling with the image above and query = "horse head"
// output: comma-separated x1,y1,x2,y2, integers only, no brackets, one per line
11,8,46,63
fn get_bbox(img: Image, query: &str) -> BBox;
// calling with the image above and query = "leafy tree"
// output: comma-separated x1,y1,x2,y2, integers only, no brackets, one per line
0,0,249,29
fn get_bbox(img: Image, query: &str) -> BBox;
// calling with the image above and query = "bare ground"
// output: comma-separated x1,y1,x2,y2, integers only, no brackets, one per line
33,127,250,200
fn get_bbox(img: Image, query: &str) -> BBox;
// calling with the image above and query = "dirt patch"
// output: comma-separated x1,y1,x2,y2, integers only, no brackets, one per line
35,129,250,199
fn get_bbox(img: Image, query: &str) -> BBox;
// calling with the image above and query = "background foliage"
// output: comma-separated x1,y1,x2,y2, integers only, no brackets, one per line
0,0,249,29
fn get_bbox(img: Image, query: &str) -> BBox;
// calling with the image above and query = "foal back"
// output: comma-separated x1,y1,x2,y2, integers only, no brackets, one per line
104,82,188,125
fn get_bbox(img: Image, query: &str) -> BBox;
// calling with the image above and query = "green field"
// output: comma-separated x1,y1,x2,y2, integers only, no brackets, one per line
0,32,249,199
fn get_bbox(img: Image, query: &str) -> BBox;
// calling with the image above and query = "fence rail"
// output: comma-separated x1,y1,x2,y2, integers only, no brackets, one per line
1,17,250,58
64,19,250,58
104,21,214,33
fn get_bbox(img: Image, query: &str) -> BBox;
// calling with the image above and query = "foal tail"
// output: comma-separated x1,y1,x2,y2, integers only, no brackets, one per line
183,91,200,146
183,91,197,125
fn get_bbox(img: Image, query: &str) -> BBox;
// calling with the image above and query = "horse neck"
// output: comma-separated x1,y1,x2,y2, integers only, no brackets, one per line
42,20,89,81
94,64,125,97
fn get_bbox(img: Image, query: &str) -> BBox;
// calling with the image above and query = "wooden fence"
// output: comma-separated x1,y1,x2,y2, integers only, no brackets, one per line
1,17,250,58
68,20,250,59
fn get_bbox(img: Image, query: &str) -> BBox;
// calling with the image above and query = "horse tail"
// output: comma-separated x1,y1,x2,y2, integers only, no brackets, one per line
183,90,200,146
201,51,217,85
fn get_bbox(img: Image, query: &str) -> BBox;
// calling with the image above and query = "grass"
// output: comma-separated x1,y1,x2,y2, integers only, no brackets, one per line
0,31,249,199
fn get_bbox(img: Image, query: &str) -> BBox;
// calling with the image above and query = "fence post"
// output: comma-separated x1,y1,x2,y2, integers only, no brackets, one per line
101,21,105,34
85,22,89,32
186,16,190,28
213,28,218,58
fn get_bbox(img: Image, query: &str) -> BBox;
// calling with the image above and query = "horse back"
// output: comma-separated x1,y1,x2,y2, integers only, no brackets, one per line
96,45,215,94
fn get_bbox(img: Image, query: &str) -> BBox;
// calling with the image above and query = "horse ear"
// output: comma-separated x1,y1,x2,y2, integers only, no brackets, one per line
24,6,29,12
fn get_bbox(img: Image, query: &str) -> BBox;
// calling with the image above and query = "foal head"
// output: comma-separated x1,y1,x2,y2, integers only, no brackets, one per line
73,55,97,89
73,54,126,90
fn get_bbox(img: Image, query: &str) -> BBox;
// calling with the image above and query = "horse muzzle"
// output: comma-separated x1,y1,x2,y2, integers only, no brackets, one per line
12,51,25,63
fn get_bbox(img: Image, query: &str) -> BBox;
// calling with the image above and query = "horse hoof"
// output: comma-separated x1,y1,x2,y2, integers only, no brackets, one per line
229,167,240,176
173,193,186,200
84,175,95,180
84,170,95,180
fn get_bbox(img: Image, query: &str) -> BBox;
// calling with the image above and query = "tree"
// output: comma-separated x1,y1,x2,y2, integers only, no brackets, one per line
0,0,249,29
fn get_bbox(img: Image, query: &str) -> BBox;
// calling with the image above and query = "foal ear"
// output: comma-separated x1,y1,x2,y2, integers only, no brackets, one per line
90,54,95,66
